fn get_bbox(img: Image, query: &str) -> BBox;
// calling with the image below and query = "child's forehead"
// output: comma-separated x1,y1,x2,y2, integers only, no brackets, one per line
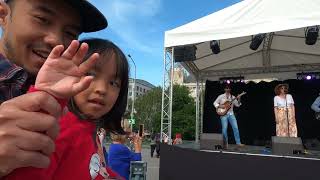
91,51,121,78
94,51,116,69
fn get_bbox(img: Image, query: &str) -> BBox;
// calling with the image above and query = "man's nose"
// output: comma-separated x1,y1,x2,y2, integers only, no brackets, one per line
43,30,64,49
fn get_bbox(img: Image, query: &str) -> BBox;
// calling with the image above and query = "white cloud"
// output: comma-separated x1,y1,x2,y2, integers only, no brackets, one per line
90,0,163,54
111,0,161,19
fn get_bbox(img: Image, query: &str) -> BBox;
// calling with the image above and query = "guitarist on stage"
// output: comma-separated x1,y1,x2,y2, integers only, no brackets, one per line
311,94,320,119
214,84,244,149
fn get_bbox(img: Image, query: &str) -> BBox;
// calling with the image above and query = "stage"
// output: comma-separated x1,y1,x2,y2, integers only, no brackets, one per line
158,79,320,180
159,142,320,180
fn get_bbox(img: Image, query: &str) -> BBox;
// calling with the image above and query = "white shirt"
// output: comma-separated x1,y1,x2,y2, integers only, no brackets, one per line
214,93,241,114
311,96,320,112
274,94,294,108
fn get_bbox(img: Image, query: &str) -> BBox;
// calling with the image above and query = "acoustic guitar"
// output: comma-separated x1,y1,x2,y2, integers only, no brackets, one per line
216,92,247,116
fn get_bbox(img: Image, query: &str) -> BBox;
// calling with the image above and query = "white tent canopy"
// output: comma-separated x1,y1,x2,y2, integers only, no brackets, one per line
161,0,320,143
164,0,320,80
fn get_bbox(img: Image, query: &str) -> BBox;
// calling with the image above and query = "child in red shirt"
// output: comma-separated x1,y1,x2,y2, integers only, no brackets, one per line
6,38,129,180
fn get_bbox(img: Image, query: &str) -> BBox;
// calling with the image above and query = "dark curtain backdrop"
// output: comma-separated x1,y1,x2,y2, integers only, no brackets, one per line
203,79,320,145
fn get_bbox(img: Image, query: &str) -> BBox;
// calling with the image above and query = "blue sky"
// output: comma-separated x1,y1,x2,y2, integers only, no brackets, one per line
0,0,241,86
82,0,242,86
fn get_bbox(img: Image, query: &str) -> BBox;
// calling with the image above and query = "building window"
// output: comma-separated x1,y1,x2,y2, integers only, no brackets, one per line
143,89,146,93
129,92,132,96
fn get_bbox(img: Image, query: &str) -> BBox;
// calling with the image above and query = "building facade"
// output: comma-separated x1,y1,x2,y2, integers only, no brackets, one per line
128,78,155,100
173,67,204,99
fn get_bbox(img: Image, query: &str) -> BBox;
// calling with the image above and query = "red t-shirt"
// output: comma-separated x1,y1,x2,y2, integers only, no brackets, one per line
6,111,122,180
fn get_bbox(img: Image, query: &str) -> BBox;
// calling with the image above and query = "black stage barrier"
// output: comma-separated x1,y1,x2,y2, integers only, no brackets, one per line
203,79,320,145
160,144,320,180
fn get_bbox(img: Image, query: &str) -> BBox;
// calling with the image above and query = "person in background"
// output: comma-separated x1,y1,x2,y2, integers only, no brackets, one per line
163,133,169,144
274,84,298,137
108,132,142,180
150,132,161,158
311,94,320,113
0,0,107,176
173,133,183,145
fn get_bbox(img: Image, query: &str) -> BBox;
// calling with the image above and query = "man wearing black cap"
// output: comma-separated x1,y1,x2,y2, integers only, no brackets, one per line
214,84,244,149
0,0,107,177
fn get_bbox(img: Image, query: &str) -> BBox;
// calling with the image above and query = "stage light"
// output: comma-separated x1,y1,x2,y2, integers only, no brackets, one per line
297,72,320,81
305,26,319,45
306,75,312,80
250,33,266,50
219,76,245,84
210,40,220,54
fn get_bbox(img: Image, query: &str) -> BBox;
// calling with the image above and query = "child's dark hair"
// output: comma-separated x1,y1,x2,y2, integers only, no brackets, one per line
68,38,129,134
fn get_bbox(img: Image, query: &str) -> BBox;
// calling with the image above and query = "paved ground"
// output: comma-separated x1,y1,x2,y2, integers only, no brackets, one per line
142,148,160,180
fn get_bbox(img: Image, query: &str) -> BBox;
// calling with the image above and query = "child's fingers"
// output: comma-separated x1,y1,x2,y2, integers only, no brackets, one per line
73,43,89,66
72,76,94,94
48,45,64,59
62,40,80,59
78,53,99,74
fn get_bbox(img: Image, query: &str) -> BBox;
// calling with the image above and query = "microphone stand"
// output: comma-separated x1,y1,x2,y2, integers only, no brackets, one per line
285,94,290,137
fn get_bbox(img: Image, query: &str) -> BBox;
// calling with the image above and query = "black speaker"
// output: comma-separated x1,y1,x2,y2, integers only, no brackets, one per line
210,40,220,54
305,26,319,45
250,33,266,50
272,136,304,155
200,133,223,150
174,45,197,62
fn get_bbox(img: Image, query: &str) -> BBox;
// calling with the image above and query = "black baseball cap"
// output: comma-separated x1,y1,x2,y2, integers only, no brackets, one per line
5,0,108,33
65,0,108,32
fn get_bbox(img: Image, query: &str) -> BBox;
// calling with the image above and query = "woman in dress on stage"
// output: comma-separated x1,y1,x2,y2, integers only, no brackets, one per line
273,84,298,137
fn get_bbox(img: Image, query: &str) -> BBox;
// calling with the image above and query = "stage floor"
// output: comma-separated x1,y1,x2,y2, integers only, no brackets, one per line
160,143,320,180
175,142,320,159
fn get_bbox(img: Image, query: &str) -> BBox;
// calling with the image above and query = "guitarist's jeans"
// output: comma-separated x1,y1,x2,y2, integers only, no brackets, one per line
220,113,241,144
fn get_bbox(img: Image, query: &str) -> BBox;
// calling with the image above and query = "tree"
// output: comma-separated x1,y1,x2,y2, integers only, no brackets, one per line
133,85,196,140
134,87,162,133
172,85,196,140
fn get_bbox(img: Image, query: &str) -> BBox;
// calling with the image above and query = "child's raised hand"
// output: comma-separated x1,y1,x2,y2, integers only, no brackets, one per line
35,40,99,99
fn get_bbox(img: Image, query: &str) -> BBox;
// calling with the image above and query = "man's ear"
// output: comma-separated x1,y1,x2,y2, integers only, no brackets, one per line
0,1,10,27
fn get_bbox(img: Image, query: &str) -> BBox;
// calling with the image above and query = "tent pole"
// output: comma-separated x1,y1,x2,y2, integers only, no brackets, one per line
195,76,200,143
160,47,174,143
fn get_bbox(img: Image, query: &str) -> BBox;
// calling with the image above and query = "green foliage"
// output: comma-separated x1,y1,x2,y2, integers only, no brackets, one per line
134,87,162,133
132,85,196,140
172,85,195,140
